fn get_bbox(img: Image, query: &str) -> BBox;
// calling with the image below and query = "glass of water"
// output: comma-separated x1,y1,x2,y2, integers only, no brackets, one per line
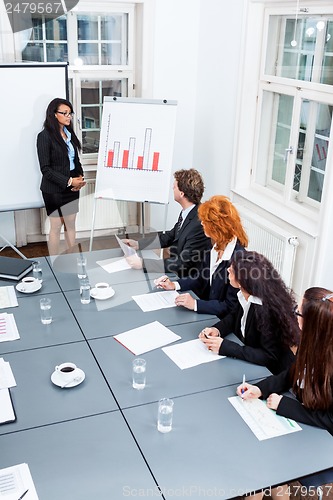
40,297,52,325
132,358,146,390
157,398,174,433
32,260,43,282
80,278,91,304
77,256,87,279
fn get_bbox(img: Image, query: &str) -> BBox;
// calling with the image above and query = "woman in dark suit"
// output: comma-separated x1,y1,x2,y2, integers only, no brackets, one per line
237,287,333,497
37,97,86,255
199,250,300,374
155,195,248,318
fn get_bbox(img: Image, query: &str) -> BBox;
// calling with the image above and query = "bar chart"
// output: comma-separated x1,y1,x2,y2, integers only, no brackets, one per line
95,98,177,204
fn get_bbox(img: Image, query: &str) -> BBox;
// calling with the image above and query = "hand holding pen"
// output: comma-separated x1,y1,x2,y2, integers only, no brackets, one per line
236,381,262,400
154,276,175,290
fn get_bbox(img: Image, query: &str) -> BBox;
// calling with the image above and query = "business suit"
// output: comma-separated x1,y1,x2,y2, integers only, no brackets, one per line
214,302,295,374
177,241,244,318
138,204,211,277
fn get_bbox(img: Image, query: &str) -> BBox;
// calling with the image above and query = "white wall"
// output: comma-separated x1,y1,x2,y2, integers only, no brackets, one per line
149,0,245,231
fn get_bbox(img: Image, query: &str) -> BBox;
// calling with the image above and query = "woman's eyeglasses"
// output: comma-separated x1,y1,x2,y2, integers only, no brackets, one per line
56,111,74,118
293,305,303,317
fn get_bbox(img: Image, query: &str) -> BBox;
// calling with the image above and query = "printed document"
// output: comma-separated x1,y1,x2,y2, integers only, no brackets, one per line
0,389,15,424
0,287,18,309
0,313,20,342
96,256,131,274
228,396,302,440
132,290,179,312
0,463,39,499
162,339,223,369
0,358,17,389
114,320,181,355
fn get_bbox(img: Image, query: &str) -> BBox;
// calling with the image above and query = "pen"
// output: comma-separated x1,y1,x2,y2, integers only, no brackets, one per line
18,490,29,500
241,374,246,395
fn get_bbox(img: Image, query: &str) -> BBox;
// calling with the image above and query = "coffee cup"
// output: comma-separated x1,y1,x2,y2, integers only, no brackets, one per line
92,282,112,299
55,362,79,383
21,276,40,291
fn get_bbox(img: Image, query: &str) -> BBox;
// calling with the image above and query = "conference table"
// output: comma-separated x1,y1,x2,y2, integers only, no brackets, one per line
1,250,333,499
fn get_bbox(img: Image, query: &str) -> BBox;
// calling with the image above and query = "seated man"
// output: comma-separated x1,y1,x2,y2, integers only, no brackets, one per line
124,168,211,277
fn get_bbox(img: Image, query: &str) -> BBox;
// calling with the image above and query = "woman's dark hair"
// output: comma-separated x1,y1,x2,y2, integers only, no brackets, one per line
231,250,300,348
43,97,81,152
292,287,333,410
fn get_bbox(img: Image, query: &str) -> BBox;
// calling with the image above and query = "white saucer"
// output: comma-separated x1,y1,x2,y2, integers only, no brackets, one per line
51,368,85,388
90,288,115,300
16,281,42,294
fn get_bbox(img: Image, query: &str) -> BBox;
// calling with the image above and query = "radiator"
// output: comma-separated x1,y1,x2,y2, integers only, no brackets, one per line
41,179,128,234
236,207,298,289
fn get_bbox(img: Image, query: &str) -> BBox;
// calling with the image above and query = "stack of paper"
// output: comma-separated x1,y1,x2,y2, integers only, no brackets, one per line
132,290,179,312
0,287,18,309
228,396,302,440
0,463,39,498
0,313,20,342
162,339,223,369
114,320,181,355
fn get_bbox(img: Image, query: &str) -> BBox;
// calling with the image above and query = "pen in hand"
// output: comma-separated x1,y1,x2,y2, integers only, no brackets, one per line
18,489,29,500
241,374,246,399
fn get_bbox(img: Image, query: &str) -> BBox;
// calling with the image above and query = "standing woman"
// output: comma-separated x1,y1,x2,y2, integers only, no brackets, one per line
37,98,86,255
155,195,248,318
237,287,333,496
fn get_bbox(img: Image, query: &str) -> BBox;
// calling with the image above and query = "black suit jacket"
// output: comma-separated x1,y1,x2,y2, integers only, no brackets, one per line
257,369,333,436
37,129,83,193
177,241,244,318
214,302,295,374
138,204,211,277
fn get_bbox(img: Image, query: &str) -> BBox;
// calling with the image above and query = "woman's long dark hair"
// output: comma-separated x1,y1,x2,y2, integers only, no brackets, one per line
292,287,333,410
43,97,81,153
231,250,300,348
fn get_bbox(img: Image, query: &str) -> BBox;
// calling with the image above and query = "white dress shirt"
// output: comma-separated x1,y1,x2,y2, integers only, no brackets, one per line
237,289,262,337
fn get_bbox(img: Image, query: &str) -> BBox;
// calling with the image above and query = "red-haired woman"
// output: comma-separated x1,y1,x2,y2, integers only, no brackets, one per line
156,195,248,318
236,287,333,497
200,250,300,374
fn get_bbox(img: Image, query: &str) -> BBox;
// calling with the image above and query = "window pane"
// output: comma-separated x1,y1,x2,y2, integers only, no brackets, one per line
101,15,123,40
22,44,43,62
78,16,98,40
293,101,331,203
45,16,67,40
101,43,121,65
78,43,99,65
256,92,294,188
46,43,67,62
266,15,333,83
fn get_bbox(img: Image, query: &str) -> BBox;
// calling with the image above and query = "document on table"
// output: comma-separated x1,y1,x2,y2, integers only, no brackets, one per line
0,286,18,309
162,339,223,369
0,389,15,424
0,358,17,389
96,256,132,273
114,320,181,355
228,396,302,440
132,290,179,312
0,313,20,342
0,462,39,499
115,234,136,257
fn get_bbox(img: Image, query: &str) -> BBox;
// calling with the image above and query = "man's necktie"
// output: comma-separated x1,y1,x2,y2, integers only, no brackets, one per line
176,211,183,233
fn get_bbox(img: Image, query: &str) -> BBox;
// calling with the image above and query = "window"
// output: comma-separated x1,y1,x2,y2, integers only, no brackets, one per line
13,3,135,165
234,4,333,216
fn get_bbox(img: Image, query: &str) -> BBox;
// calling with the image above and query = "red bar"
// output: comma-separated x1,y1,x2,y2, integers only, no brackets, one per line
107,150,114,167
137,156,143,170
152,152,160,171
122,150,129,168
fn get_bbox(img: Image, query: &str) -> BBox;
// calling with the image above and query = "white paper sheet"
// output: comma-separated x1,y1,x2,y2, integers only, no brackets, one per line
132,290,179,312
96,256,132,274
0,463,39,499
114,320,181,355
0,358,17,389
162,339,223,369
228,396,302,440
0,287,18,309
0,313,20,342
0,389,15,424
115,234,137,257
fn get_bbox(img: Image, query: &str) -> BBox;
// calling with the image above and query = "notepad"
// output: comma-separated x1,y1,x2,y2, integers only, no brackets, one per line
162,339,223,369
0,389,16,424
114,320,181,355
0,287,18,309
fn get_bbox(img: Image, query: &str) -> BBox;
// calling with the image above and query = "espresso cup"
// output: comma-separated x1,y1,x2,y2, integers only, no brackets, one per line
55,362,78,382
93,282,112,298
21,276,39,291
